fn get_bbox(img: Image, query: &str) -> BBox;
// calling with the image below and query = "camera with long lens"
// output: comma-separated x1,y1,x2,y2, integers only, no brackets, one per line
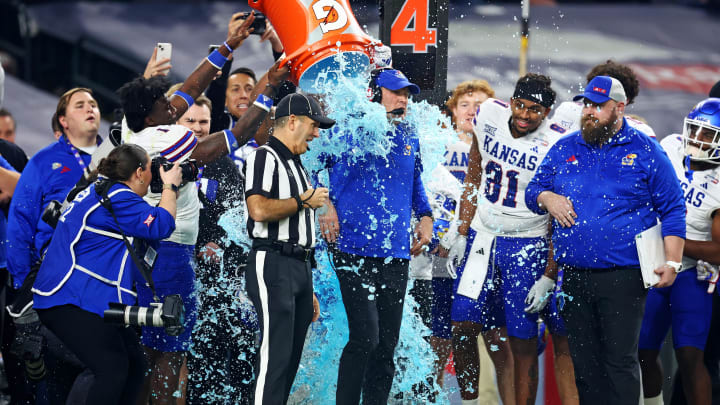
150,156,198,194
104,294,185,336
10,310,46,381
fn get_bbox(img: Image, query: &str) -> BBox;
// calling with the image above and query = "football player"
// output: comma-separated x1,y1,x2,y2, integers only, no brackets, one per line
442,73,558,405
638,98,720,405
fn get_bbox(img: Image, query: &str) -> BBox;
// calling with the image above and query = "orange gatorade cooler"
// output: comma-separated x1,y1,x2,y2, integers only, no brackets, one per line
248,0,377,93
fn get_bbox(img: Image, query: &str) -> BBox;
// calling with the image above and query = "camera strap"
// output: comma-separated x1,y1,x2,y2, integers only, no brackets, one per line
96,180,160,302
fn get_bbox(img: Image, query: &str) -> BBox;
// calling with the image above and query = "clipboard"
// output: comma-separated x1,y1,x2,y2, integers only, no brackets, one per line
635,222,663,288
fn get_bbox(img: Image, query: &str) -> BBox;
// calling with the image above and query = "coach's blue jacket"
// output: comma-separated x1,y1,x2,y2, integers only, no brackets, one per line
315,123,433,260
525,118,686,269
33,182,175,317
7,135,97,289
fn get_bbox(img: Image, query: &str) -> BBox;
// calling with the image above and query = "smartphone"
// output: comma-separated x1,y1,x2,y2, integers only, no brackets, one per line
156,42,172,62
235,12,266,36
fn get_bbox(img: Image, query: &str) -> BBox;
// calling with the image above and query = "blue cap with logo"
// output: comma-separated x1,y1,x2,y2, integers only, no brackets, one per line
573,75,627,104
376,69,420,94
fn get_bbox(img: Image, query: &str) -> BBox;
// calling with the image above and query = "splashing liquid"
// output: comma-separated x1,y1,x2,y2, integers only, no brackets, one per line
192,51,460,402
290,53,456,402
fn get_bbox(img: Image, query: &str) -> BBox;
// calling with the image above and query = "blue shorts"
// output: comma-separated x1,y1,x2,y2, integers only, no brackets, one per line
543,268,567,336
137,241,198,352
431,277,454,339
451,229,548,339
639,268,713,351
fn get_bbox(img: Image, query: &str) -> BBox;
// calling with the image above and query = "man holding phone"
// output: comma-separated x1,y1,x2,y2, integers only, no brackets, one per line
118,13,290,404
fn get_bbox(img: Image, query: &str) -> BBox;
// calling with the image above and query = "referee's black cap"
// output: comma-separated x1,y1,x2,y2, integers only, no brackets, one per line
275,93,336,129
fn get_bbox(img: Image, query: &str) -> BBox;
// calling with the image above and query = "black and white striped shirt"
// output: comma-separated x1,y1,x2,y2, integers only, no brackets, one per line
244,136,316,248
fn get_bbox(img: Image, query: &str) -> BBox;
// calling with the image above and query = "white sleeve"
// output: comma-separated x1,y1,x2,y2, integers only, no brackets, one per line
156,125,198,162
128,124,198,162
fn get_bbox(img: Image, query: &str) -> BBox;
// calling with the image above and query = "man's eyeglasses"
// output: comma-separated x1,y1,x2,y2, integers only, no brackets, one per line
511,99,545,117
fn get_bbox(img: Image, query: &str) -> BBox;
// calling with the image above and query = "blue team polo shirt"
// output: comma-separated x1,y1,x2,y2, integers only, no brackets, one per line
525,118,685,269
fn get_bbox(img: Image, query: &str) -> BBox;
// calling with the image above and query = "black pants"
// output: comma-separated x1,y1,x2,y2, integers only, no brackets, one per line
244,249,314,405
561,267,647,405
37,305,146,405
332,250,409,405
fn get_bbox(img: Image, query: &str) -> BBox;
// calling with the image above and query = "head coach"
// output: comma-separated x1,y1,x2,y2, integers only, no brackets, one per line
524,76,686,404
243,93,335,405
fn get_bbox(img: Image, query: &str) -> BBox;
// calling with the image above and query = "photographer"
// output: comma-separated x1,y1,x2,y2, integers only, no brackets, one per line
117,13,288,403
31,144,181,405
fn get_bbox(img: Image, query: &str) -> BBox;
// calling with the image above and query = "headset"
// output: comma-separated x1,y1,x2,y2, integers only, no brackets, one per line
368,67,393,104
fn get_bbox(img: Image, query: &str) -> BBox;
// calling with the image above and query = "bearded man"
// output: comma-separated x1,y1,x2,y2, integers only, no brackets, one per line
524,76,687,405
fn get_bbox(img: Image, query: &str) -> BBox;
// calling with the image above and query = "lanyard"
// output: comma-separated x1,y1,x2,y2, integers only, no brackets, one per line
68,144,89,172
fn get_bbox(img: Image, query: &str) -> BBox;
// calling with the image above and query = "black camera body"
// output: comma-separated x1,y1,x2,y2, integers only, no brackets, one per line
42,200,63,230
150,156,198,194
104,294,185,336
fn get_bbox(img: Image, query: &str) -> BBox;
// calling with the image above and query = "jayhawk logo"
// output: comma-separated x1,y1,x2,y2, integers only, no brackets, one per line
622,153,637,166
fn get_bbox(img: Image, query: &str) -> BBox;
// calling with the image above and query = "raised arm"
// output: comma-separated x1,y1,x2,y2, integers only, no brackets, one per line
168,13,257,119
189,60,289,166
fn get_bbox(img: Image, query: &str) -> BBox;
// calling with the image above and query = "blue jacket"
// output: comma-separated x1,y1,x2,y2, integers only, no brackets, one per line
525,119,685,268
33,182,175,317
0,155,17,268
317,123,433,259
7,136,95,288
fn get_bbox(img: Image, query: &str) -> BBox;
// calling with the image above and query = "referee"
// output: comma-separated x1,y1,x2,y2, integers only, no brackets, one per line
244,93,335,405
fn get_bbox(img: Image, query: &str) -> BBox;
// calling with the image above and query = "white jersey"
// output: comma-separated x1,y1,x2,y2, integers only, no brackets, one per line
550,100,657,138
444,139,471,183
410,137,470,280
122,119,201,245
469,99,556,237
661,135,720,270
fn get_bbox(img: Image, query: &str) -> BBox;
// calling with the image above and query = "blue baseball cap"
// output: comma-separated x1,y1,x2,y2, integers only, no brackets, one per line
376,69,420,94
573,75,627,104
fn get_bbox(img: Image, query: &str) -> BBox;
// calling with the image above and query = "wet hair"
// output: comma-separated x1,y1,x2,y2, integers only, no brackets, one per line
55,88,94,131
445,80,496,111
229,67,257,83
97,144,148,181
117,76,171,133
586,60,640,105
513,73,556,108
